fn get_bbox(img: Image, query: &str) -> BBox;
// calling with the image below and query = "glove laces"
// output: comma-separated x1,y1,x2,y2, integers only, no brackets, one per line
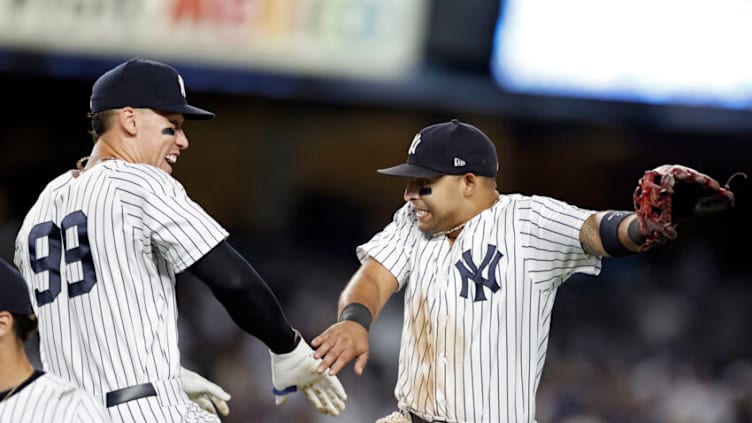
724,171,748,189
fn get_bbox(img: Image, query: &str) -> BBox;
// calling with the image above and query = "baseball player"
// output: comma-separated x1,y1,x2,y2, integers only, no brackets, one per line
0,258,111,423
310,119,739,422
13,57,346,423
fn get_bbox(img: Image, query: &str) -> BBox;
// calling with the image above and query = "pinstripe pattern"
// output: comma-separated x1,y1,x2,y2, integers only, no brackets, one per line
14,160,228,423
0,372,110,423
358,194,602,423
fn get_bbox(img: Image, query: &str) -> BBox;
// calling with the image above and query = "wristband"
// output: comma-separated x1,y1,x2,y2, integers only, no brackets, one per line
338,303,372,331
599,210,633,256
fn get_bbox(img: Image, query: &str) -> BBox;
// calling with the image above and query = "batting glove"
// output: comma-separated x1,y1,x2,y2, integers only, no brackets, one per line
180,366,231,416
270,334,347,416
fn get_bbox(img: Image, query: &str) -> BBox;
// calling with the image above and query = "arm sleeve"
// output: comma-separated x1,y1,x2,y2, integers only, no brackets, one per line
524,195,602,289
356,202,417,291
114,163,229,273
186,240,297,354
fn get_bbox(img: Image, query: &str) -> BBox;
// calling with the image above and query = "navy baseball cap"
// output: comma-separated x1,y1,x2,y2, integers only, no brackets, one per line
0,259,32,315
90,57,215,120
378,119,499,178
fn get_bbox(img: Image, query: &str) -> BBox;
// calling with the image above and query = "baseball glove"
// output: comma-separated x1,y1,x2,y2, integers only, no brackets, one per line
633,164,746,249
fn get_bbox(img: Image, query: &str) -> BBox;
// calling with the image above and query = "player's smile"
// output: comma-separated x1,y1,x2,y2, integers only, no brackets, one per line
152,113,188,174
161,151,180,173
414,208,430,220
165,153,179,166
413,207,433,230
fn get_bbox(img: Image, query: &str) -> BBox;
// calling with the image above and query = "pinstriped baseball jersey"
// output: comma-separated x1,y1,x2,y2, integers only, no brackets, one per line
0,371,110,423
358,194,602,423
13,160,228,422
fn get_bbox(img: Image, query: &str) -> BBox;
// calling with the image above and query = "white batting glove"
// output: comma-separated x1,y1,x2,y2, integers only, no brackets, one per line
180,367,231,416
270,334,347,416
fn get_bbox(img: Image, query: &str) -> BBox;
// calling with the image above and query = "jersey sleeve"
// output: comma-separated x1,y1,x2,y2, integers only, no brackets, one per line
26,373,112,423
115,164,229,273
523,195,602,290
356,202,417,290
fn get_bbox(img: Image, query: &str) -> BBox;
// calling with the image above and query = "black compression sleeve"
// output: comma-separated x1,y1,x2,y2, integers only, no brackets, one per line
186,241,296,354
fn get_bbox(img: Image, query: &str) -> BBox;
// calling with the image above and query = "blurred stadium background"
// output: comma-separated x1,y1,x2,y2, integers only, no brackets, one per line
1,0,751,422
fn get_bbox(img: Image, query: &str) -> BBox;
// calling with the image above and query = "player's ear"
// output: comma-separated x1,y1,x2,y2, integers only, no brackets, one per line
119,107,138,136
0,311,12,338
462,173,477,196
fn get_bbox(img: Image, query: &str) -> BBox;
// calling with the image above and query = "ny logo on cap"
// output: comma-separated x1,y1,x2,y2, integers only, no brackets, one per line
408,133,422,155
177,75,186,99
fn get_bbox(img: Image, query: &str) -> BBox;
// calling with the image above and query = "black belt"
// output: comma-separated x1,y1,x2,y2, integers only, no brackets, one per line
410,413,447,423
106,383,157,407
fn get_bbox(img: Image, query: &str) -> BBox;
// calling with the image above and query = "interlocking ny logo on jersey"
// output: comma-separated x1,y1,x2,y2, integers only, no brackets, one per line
455,244,503,301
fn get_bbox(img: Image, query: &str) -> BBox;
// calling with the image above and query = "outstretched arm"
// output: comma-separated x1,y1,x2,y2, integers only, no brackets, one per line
581,164,743,257
187,240,297,353
312,257,399,376
187,241,347,415
580,211,646,257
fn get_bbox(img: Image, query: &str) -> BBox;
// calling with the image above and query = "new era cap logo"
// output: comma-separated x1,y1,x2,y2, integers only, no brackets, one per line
454,157,466,167
408,134,422,155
